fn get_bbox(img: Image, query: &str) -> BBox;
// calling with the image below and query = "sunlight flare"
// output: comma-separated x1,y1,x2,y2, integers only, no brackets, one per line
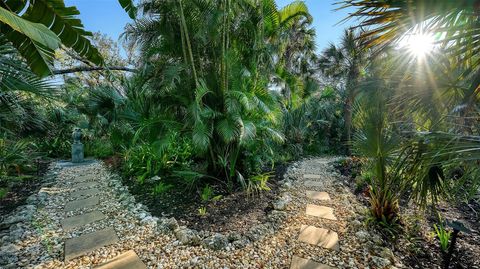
400,32,435,59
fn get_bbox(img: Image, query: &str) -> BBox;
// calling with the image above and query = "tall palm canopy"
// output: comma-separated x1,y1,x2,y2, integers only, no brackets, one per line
120,0,315,186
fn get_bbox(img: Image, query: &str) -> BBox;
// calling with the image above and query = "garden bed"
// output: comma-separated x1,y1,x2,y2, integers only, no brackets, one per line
104,157,287,235
0,160,50,220
334,157,480,269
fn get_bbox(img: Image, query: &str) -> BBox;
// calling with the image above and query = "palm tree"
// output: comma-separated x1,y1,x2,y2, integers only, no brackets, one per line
318,29,368,154
120,0,314,190
339,0,479,121
340,0,480,214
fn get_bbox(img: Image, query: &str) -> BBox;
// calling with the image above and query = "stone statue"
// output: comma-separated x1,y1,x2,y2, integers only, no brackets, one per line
71,128,84,163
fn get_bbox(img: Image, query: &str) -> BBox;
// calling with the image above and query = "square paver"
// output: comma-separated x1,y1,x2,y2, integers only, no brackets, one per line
70,188,101,199
306,204,337,220
304,174,321,179
72,175,95,183
64,196,99,212
290,256,334,269
64,228,119,261
94,250,147,269
61,211,106,230
298,225,339,250
304,181,322,188
306,191,331,201
70,181,98,190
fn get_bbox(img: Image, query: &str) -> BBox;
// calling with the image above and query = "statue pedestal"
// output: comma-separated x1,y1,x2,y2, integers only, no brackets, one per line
71,143,84,163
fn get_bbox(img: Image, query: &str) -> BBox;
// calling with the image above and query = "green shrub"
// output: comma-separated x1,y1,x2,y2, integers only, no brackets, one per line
0,187,8,199
122,132,194,184
152,182,174,196
433,223,451,253
84,139,114,159
0,138,36,176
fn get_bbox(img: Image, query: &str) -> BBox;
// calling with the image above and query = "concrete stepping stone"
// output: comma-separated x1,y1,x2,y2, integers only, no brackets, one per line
298,225,339,250
61,211,106,230
71,181,98,190
71,175,95,183
306,204,337,220
304,174,321,179
290,256,334,269
304,181,322,188
70,188,100,199
306,191,331,201
94,250,147,269
64,228,119,261
64,196,99,212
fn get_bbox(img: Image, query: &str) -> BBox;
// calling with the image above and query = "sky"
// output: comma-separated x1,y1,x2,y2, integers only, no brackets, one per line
65,0,355,53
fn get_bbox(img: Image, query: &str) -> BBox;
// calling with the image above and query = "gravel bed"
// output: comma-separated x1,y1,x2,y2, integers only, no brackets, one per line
0,157,402,268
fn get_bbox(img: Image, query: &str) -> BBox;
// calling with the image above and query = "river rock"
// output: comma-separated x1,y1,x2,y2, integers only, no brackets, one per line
158,217,178,232
245,223,273,242
371,256,391,268
174,227,201,246
355,230,370,243
202,233,228,250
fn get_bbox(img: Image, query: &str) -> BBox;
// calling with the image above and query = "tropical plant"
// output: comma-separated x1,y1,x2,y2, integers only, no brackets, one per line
0,0,102,77
0,137,33,176
433,222,451,253
152,182,174,196
341,0,480,221
352,70,402,225
281,86,344,158
318,29,369,154
119,0,314,192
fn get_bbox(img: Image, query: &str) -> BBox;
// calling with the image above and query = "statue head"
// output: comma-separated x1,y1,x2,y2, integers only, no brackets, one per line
72,128,83,143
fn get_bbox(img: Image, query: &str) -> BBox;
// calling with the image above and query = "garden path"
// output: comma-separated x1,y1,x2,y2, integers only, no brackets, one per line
289,165,338,269
60,169,146,268
1,157,399,268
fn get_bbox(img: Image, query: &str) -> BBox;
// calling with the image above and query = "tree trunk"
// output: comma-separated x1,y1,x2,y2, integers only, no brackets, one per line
344,90,354,155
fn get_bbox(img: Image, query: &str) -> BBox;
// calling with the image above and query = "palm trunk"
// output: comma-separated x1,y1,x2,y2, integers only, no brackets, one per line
178,0,198,87
344,97,353,155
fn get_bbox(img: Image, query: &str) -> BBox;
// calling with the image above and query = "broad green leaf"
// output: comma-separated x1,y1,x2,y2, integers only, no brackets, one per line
118,0,137,20
0,6,60,50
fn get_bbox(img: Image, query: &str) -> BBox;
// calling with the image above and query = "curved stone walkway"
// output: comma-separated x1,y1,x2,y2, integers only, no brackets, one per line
1,157,399,268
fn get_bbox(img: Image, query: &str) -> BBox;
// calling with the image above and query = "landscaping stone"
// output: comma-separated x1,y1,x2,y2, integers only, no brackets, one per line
60,210,106,230
273,194,292,210
232,237,250,249
304,181,323,188
70,181,98,190
93,250,146,269
157,217,178,232
355,230,370,243
298,225,339,250
174,227,201,246
290,255,334,269
371,256,391,268
0,244,19,265
306,204,337,220
1,205,36,227
64,196,99,212
71,175,94,183
245,223,274,241
306,191,331,200
202,233,229,250
69,188,100,199
64,228,119,261
303,174,321,179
